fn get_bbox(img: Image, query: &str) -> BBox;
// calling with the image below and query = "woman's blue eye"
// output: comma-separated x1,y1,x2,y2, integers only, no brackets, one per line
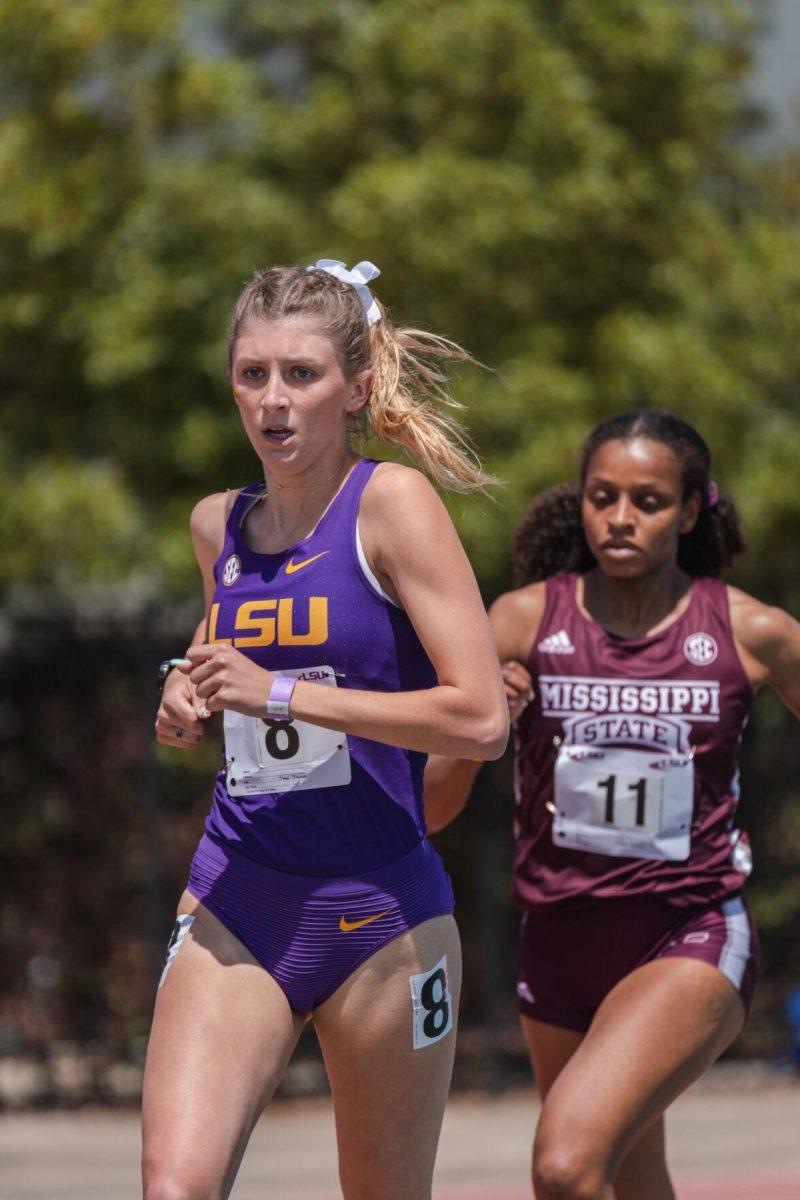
293,367,314,380
243,367,263,379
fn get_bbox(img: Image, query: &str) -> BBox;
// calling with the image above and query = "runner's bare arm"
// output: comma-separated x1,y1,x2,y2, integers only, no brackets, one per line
424,584,544,832
729,586,800,719
185,467,509,759
155,493,235,749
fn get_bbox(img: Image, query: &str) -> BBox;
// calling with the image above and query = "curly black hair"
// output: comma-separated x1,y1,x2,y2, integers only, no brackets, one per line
514,411,745,586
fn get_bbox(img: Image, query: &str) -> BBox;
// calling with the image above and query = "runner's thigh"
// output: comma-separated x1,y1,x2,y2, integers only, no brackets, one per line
314,914,461,1200
142,893,306,1200
522,1015,673,1200
534,957,744,1194
520,1015,583,1098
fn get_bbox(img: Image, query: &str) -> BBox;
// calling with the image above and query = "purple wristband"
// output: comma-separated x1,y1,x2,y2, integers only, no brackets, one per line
266,675,296,720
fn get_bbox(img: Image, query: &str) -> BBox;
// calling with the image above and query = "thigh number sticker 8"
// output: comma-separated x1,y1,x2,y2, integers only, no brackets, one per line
410,955,453,1050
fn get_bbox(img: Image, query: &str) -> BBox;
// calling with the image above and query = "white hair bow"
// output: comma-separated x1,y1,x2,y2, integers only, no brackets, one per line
307,258,382,326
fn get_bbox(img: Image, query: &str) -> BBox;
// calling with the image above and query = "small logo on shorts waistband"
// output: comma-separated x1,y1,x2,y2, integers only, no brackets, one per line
339,909,391,933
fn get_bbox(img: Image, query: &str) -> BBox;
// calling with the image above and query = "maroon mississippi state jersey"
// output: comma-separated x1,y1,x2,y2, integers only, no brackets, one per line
513,573,753,910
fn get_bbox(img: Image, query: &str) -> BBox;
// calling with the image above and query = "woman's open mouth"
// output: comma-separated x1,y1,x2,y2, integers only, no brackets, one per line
262,426,294,445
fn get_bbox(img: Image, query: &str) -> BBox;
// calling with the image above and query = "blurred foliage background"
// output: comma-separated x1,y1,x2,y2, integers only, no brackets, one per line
1,0,799,1104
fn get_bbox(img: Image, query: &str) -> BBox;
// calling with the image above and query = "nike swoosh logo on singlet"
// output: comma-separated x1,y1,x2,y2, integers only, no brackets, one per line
339,909,391,933
285,551,330,574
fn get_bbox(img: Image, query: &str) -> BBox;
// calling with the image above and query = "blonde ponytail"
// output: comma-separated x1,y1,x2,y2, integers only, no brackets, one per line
363,316,497,494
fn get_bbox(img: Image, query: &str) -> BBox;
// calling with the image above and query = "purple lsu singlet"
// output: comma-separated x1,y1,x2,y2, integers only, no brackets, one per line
202,458,437,876
513,572,753,910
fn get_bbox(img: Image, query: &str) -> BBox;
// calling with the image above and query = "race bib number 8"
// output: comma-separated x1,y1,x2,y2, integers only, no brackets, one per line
224,665,351,796
552,745,694,861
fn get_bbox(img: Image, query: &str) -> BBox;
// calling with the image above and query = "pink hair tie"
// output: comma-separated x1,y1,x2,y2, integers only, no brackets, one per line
703,481,719,509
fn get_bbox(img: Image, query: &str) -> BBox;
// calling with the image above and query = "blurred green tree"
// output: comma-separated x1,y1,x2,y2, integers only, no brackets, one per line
2,0,799,606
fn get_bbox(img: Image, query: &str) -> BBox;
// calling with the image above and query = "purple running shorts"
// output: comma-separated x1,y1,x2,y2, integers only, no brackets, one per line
187,833,455,1013
517,892,759,1033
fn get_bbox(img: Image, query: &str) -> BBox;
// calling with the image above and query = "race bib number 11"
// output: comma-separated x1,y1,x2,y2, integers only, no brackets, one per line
552,745,694,861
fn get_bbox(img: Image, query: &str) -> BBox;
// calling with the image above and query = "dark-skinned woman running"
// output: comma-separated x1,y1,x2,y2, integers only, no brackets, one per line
424,410,800,1200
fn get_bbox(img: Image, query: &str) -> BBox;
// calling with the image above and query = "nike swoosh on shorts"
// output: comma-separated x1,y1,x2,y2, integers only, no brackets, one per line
339,909,391,932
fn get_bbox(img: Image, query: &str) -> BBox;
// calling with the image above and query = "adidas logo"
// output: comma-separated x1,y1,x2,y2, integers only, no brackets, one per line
537,629,575,655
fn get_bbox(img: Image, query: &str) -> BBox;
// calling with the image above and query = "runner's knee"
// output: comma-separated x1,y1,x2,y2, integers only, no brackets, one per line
143,1171,221,1200
533,1136,606,1200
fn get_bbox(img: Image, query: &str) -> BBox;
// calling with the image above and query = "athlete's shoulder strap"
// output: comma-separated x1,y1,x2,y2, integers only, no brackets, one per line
316,458,380,532
345,457,381,503
690,575,735,634
229,482,266,530
216,483,266,566
545,570,578,610
526,572,577,666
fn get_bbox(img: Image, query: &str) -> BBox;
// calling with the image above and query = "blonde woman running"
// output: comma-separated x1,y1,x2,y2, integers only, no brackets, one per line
145,259,508,1200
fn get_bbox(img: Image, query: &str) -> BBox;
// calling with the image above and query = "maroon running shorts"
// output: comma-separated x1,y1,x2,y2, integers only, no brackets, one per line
517,892,759,1033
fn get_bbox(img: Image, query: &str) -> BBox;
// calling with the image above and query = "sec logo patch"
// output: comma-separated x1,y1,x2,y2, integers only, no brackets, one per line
222,554,242,587
683,632,718,666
